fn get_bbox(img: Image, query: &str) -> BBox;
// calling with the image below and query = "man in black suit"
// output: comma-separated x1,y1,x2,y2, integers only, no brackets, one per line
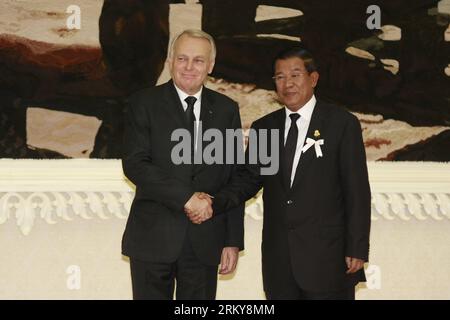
121,29,244,300
189,47,371,299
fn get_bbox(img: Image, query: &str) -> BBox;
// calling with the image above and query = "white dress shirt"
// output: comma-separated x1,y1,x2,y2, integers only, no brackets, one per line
284,95,316,187
174,84,202,150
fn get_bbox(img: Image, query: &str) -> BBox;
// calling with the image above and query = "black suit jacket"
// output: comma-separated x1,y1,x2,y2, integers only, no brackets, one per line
213,100,371,292
121,80,244,266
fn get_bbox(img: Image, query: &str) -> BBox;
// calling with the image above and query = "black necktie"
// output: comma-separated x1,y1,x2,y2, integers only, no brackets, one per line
184,96,197,145
284,113,300,188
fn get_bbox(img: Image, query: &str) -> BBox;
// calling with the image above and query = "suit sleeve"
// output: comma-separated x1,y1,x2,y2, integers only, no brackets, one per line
213,119,264,216
222,105,246,250
339,114,371,261
223,204,245,250
122,94,194,212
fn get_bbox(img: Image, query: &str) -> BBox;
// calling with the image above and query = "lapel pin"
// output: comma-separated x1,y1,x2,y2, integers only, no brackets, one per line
314,130,320,138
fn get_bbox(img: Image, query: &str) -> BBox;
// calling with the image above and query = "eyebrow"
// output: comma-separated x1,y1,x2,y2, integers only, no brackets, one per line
275,67,304,75
176,54,207,59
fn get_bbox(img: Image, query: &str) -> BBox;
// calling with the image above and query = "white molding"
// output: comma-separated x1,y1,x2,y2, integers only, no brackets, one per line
368,161,450,193
0,159,133,192
0,159,449,235
0,191,132,235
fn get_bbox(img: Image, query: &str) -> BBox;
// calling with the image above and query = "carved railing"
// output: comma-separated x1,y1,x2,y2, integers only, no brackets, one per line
1,160,449,235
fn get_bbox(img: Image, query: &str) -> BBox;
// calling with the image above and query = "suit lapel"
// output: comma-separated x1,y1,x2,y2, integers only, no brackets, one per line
162,80,189,130
199,88,214,135
290,101,326,190
193,87,214,174
271,109,289,194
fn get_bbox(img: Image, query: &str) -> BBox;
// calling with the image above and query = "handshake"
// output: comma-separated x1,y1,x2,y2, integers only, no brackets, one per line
184,192,214,224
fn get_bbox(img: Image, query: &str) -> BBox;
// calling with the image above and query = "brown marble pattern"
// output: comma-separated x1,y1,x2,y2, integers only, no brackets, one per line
26,107,102,158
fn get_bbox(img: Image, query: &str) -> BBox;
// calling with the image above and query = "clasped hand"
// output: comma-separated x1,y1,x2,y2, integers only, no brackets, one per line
184,192,214,224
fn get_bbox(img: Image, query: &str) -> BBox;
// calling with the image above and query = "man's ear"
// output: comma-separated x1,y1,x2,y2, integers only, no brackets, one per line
310,71,319,88
208,60,215,74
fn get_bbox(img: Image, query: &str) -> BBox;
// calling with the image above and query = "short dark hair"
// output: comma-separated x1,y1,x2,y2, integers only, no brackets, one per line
273,47,318,74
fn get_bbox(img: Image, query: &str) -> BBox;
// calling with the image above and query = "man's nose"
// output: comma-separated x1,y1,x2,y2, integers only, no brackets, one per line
285,77,294,87
186,59,194,70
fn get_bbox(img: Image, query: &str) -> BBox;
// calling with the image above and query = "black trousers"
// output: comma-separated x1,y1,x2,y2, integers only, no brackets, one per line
264,255,356,300
266,286,355,300
130,239,218,300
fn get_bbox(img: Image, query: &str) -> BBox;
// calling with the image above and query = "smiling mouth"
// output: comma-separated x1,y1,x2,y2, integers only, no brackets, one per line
182,74,197,79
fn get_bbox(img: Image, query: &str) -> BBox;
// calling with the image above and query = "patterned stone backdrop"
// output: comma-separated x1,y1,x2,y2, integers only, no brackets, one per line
1,0,449,160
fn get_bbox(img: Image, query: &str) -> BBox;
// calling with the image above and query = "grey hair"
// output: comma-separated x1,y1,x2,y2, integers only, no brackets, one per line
168,29,216,61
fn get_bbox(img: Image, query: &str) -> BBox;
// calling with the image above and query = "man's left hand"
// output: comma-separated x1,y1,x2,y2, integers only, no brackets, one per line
345,256,365,274
219,247,239,275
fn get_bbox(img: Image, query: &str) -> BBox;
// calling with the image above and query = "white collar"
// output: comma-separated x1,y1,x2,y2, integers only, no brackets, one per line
284,94,316,121
173,83,203,104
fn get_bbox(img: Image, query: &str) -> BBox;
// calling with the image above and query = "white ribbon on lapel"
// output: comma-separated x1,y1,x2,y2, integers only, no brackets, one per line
301,138,324,158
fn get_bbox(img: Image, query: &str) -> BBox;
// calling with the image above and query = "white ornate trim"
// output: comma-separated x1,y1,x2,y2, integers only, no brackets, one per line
0,159,135,235
0,159,449,234
0,191,132,235
367,161,450,221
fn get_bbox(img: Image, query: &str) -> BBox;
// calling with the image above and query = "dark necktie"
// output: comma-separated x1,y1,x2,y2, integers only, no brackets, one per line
284,113,300,188
184,96,197,145
184,96,197,154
